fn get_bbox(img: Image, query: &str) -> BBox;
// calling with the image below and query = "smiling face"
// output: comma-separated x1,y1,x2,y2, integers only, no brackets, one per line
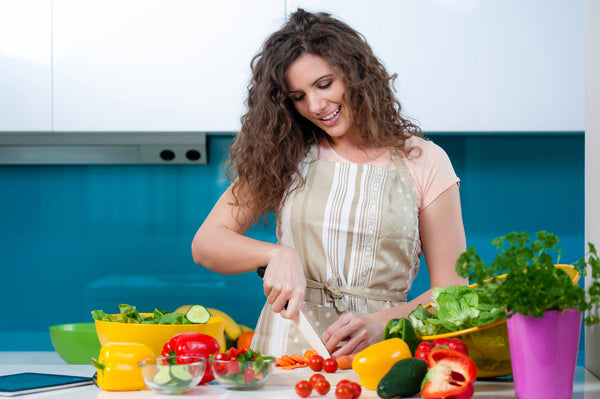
285,53,357,143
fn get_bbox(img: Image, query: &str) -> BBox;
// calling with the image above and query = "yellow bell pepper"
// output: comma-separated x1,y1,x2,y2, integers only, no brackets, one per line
92,342,155,391
351,337,412,390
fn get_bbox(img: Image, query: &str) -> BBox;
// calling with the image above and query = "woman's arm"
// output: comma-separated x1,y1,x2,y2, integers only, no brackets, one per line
322,184,467,356
192,185,306,318
192,185,273,274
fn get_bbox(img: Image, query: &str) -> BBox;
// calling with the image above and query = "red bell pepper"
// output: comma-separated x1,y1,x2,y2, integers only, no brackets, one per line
421,348,477,399
162,332,221,384
431,338,469,356
415,338,469,366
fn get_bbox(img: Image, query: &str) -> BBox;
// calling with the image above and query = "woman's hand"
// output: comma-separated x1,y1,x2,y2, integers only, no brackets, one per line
263,245,306,319
321,312,384,358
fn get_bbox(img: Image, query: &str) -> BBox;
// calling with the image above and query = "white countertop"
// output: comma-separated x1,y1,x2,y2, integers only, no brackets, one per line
1,352,600,399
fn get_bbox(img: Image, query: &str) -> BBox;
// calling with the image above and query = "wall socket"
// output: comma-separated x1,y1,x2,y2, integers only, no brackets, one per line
139,145,207,164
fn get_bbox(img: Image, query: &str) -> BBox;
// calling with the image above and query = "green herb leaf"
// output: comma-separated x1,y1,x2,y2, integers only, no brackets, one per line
455,231,600,325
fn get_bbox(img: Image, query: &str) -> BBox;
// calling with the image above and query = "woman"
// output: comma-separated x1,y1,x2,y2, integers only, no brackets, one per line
192,9,467,358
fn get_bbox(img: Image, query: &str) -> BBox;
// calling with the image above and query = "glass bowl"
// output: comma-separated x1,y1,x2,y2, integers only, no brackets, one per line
210,358,275,390
139,356,206,395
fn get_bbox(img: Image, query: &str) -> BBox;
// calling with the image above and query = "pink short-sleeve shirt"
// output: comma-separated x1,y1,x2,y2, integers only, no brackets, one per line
313,135,459,213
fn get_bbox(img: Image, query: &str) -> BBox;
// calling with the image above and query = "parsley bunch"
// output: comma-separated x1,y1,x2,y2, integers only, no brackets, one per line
455,231,600,326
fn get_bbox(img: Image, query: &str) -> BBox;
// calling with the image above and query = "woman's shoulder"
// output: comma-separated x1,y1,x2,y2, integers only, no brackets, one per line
401,135,459,210
403,135,450,164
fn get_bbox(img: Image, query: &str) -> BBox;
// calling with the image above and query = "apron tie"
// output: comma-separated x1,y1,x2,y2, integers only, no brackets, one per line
305,278,407,312
323,277,347,312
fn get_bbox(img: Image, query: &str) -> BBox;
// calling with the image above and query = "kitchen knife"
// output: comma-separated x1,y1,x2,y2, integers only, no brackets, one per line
256,266,330,358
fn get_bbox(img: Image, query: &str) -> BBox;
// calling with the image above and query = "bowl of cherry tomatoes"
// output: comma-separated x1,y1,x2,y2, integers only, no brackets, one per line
209,347,275,390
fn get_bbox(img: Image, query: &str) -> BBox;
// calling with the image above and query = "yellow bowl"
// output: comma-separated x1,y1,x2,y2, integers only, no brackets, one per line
95,314,225,355
419,265,580,378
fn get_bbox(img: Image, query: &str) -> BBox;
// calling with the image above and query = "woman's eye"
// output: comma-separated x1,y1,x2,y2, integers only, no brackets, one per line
318,81,332,89
291,94,305,102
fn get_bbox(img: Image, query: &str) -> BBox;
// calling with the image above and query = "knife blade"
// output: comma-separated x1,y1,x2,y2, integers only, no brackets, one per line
293,310,330,358
256,266,330,358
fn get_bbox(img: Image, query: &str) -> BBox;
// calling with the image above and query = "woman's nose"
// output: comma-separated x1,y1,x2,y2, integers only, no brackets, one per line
307,92,326,114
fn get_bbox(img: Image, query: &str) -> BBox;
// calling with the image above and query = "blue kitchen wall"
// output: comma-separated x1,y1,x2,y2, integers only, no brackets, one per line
0,133,585,355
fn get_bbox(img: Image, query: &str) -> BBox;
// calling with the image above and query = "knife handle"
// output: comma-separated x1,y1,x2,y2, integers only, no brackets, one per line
256,266,288,310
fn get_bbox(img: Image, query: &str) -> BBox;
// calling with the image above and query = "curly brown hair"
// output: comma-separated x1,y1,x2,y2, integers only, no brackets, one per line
227,8,423,224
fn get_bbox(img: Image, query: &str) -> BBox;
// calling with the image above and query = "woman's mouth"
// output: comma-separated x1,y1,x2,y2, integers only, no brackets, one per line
319,106,341,125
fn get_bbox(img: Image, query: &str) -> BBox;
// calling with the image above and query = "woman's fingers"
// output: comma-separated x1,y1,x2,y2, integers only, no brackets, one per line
262,245,306,317
322,313,361,352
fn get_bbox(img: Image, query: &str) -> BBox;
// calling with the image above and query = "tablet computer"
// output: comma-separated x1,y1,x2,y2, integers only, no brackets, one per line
0,372,93,396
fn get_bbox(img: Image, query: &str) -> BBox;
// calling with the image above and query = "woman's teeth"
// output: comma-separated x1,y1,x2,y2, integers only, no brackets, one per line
321,107,341,121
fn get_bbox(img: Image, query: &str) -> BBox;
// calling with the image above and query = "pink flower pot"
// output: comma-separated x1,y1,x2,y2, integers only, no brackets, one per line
506,309,582,399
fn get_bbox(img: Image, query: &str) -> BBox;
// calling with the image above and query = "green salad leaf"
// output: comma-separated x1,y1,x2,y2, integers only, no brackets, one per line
91,304,194,325
408,285,505,336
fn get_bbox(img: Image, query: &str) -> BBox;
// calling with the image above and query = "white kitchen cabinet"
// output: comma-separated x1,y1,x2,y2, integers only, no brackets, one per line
0,0,52,132
288,0,585,132
52,0,285,132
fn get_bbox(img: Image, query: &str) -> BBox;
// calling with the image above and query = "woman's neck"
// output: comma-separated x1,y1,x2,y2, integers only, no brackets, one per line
326,138,388,163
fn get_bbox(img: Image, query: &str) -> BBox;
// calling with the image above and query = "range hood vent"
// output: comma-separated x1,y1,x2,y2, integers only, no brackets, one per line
0,132,207,165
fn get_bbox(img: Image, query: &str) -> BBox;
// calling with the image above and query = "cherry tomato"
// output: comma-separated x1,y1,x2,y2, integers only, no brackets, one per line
309,354,324,371
348,382,361,399
314,379,331,395
323,357,338,373
213,352,230,361
309,373,326,387
335,383,354,399
336,379,351,387
295,380,312,398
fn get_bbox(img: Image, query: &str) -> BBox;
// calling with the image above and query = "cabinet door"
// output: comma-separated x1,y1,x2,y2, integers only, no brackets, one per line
53,0,284,132
0,0,52,132
288,0,584,132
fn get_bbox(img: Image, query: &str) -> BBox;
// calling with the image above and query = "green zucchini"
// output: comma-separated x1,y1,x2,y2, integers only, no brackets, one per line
169,364,193,383
377,357,428,398
153,365,173,386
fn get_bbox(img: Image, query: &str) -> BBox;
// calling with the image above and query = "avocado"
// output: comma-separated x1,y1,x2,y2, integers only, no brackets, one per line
377,357,428,398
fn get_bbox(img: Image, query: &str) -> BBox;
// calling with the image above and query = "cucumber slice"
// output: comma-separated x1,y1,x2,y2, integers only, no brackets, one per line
185,305,211,324
170,364,193,383
153,365,173,386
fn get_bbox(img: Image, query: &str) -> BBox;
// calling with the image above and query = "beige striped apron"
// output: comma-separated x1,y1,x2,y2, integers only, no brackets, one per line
252,148,420,356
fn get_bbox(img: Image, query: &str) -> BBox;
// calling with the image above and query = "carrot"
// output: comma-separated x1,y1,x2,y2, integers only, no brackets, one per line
336,355,353,370
280,355,296,366
282,363,308,370
303,349,318,359
290,354,307,364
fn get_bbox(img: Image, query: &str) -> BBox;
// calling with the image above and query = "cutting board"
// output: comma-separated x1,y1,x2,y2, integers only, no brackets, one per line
265,367,360,386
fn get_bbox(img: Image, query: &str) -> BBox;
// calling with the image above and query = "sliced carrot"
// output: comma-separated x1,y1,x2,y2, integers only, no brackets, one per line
290,354,307,364
275,358,285,367
282,363,308,370
280,355,296,366
336,355,353,370
303,349,318,359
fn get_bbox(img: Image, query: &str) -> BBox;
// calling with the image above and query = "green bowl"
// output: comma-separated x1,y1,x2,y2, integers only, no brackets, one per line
49,323,102,365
